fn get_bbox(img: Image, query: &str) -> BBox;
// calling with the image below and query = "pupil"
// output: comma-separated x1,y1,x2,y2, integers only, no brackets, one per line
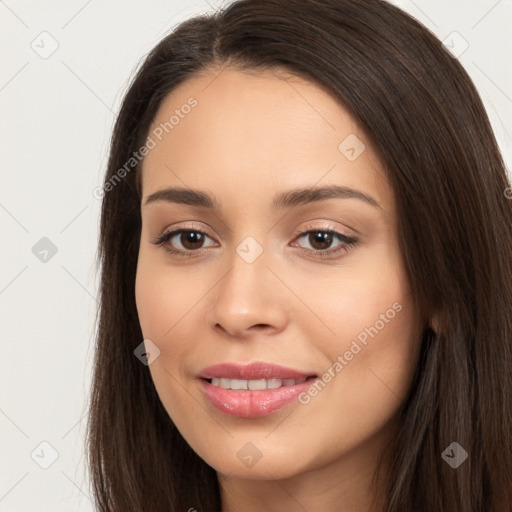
310,231,332,250
182,231,204,249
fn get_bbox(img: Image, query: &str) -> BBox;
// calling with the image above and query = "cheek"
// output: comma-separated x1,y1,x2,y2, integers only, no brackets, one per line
302,244,420,407
135,258,201,419
135,255,201,341
135,264,165,340
290,243,414,348
291,277,420,462
320,277,419,428
134,255,211,398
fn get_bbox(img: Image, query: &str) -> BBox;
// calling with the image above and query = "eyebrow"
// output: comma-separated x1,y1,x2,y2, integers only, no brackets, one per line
143,184,382,210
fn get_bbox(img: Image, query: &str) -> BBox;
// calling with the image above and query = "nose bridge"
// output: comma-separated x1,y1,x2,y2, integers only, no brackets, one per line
221,235,270,304
208,234,288,336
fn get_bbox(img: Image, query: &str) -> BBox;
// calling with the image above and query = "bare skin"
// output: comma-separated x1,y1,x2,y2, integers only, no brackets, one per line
135,67,424,512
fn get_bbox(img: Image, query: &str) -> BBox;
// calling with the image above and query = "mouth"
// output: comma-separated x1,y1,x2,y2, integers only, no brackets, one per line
197,363,319,418
197,361,317,381
200,375,318,390
199,375,317,419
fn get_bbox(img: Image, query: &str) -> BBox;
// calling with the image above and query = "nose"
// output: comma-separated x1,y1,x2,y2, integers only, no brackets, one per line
207,244,289,339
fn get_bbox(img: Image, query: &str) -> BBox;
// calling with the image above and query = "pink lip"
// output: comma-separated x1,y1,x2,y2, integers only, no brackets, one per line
199,378,317,418
197,362,318,418
197,362,316,380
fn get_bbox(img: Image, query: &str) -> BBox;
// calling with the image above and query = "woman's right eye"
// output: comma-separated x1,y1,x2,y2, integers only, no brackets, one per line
151,229,217,256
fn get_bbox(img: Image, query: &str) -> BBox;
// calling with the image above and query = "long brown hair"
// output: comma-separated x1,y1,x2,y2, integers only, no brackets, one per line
86,1,512,510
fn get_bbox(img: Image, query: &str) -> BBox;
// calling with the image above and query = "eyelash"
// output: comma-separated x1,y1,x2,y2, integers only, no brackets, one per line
151,224,359,259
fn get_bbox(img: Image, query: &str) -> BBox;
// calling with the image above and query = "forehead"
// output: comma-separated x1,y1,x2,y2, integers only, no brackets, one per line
146,67,360,153
140,67,392,213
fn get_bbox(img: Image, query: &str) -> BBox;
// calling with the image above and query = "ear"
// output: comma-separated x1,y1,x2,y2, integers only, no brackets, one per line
429,314,439,334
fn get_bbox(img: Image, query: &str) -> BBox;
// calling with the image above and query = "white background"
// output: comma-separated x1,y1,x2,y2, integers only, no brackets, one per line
1,1,511,510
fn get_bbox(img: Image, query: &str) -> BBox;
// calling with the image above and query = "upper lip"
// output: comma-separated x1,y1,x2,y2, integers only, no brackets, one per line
198,362,317,380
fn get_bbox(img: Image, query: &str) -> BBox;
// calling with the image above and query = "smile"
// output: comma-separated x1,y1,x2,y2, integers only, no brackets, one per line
207,377,307,390
199,375,318,418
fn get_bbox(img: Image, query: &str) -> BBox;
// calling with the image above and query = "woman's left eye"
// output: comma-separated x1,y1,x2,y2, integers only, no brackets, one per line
292,229,359,257
151,227,359,258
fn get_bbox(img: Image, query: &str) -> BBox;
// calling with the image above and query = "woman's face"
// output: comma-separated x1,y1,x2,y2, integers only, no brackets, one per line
135,67,422,479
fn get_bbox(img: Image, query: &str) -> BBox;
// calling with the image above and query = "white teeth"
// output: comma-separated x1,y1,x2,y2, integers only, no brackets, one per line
230,379,247,390
219,378,231,388
248,379,267,390
209,377,307,390
267,378,283,389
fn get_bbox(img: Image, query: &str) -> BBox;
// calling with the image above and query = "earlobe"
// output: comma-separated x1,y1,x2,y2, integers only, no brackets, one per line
429,315,439,334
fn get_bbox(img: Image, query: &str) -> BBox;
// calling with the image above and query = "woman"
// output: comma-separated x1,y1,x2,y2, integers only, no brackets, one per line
86,0,512,510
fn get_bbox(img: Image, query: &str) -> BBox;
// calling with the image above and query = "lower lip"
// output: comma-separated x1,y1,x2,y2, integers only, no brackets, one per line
199,377,317,418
